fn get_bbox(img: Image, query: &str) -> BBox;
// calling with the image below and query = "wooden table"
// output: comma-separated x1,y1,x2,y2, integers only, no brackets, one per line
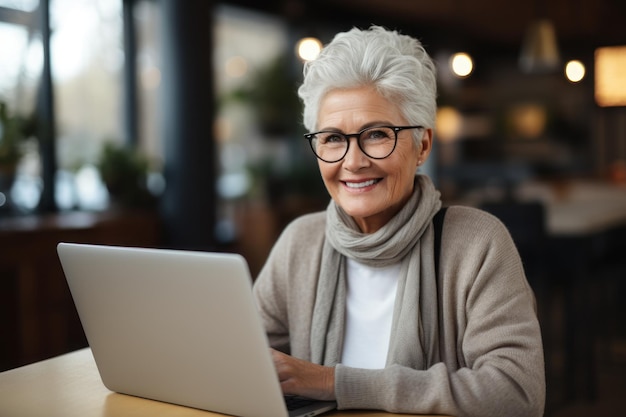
0,349,448,417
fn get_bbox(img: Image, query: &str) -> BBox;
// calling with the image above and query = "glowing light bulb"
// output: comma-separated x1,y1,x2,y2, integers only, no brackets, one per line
565,60,585,83
450,52,474,78
296,37,322,62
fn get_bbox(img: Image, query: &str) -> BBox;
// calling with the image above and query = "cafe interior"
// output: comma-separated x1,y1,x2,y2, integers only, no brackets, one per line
1,0,625,415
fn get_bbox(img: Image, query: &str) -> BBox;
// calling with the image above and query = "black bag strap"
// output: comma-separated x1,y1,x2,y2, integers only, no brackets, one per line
433,206,448,276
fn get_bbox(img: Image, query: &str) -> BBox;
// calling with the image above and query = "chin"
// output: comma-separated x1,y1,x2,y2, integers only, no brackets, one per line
338,202,378,220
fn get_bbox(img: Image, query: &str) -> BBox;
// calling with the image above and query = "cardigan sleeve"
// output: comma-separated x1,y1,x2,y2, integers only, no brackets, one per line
334,207,546,417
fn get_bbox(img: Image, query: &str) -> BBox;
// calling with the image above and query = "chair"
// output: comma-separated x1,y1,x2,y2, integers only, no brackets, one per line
479,200,547,285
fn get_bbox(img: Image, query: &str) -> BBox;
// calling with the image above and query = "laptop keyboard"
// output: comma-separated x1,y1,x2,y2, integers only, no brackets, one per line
284,395,318,410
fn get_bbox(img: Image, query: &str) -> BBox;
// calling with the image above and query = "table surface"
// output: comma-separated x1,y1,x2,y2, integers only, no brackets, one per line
461,179,626,236
0,348,448,417
516,180,626,236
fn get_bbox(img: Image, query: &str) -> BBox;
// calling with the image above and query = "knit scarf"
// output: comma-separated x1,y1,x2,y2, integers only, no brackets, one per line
310,174,442,370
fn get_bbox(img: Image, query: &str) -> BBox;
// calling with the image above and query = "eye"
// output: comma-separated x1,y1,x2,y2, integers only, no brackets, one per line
363,128,392,140
319,132,346,144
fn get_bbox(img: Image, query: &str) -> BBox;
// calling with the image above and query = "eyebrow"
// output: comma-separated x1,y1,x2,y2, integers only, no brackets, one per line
316,121,395,133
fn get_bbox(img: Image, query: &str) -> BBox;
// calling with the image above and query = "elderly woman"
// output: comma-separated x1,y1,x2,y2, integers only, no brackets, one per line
252,26,545,417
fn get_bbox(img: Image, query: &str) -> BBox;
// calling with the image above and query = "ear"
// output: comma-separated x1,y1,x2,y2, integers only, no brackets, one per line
416,128,433,166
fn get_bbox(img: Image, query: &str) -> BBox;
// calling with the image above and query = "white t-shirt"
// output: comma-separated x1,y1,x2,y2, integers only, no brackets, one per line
340,258,400,369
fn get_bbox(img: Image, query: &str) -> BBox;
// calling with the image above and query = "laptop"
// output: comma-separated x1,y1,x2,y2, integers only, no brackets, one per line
57,242,337,417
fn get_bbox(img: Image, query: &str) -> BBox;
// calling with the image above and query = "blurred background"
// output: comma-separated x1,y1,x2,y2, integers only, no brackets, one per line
1,1,625,415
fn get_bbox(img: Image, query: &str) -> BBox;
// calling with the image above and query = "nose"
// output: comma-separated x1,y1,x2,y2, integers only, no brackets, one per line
342,137,370,171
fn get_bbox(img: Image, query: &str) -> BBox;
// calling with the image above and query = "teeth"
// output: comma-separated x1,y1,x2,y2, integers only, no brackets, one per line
345,179,377,189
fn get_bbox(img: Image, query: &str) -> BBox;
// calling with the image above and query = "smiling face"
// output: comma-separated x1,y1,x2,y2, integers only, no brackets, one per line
316,86,432,233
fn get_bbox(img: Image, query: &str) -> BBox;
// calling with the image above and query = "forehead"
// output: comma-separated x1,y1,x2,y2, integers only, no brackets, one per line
317,86,405,130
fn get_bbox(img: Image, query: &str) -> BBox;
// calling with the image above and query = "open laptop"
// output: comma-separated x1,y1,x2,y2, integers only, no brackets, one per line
57,242,337,417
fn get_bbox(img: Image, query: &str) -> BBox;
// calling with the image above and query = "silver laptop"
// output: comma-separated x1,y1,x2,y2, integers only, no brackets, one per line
57,242,336,417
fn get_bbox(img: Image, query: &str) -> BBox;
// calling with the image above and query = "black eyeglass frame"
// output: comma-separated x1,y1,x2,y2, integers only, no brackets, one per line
304,125,424,163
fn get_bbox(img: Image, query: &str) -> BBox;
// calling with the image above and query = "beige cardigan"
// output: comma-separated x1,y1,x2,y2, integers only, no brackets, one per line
253,205,545,417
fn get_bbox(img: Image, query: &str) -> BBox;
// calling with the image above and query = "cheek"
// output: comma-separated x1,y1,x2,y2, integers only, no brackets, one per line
391,150,419,175
317,162,335,186
388,157,418,192
317,161,327,179
392,142,420,171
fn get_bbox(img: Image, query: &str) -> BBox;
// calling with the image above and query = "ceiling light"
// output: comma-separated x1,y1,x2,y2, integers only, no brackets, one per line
519,19,560,73
450,52,473,78
565,60,585,83
296,37,322,62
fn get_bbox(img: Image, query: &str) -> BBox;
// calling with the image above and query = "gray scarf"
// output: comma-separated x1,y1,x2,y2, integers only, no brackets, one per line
310,175,442,369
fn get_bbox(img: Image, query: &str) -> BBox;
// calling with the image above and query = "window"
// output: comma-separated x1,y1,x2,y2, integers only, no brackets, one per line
0,0,127,212
0,1,42,211
51,0,124,210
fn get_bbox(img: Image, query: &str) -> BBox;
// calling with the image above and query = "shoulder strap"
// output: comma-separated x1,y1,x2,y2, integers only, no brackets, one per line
433,206,448,275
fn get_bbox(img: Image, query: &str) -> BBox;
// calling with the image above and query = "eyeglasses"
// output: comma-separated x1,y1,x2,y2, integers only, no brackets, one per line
304,125,424,163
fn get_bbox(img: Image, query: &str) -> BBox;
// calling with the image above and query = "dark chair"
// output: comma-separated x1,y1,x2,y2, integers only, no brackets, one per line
479,200,547,285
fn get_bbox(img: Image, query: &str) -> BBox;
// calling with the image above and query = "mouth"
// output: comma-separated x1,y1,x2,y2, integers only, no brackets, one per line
343,178,381,189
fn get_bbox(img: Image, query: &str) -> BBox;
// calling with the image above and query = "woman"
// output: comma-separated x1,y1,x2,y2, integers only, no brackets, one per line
253,26,545,417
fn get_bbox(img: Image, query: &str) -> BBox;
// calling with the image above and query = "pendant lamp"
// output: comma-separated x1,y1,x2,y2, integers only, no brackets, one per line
519,18,561,73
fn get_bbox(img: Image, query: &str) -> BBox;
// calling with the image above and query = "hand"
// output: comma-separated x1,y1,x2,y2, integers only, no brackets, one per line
270,348,336,401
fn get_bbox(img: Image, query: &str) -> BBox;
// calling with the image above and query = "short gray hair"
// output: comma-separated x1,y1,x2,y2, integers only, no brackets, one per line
298,25,437,143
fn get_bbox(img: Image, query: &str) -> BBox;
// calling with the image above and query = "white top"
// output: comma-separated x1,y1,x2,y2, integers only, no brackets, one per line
340,258,400,369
